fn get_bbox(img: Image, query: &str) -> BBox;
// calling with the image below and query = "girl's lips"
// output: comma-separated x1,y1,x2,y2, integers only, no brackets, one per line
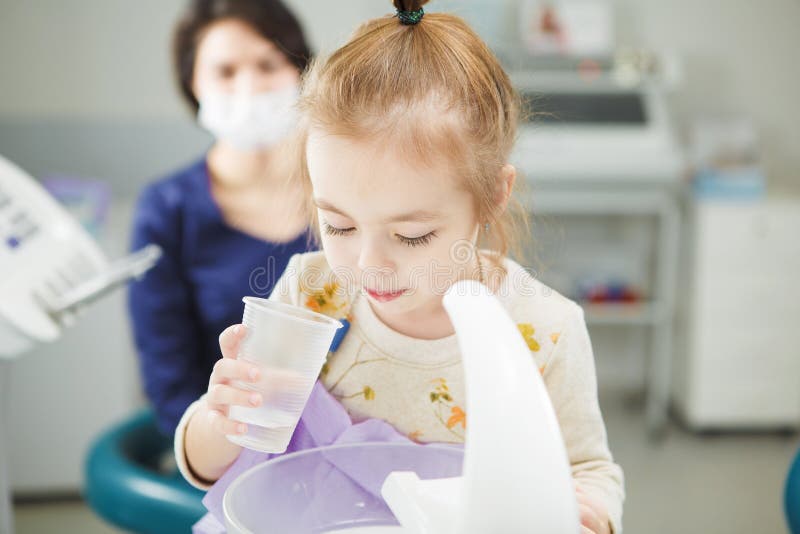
365,287,407,303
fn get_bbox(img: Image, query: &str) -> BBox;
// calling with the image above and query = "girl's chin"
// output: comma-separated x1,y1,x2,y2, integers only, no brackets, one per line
365,291,410,309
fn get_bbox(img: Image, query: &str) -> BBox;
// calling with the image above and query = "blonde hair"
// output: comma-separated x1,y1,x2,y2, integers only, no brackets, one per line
292,0,529,263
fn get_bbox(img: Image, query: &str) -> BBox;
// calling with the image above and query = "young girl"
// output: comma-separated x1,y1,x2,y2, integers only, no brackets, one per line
176,1,624,532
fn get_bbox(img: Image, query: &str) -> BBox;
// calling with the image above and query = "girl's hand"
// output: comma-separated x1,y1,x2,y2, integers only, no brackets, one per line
204,324,262,436
576,482,611,534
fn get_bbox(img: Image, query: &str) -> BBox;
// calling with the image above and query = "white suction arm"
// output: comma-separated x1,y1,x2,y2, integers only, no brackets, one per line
47,244,162,323
444,280,580,533
382,280,580,533
0,154,162,357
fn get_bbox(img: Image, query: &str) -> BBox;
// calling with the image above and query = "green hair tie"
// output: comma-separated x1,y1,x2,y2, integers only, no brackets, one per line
397,7,424,25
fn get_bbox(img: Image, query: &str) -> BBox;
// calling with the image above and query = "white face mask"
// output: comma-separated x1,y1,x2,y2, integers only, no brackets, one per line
197,86,299,150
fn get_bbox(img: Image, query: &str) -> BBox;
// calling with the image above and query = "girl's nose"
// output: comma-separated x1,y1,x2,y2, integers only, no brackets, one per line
357,239,395,273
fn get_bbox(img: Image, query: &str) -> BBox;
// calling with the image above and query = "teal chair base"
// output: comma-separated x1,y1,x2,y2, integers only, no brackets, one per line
788,445,800,534
84,410,207,533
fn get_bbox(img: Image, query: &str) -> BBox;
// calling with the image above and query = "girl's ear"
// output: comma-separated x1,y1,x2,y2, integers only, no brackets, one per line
494,164,516,214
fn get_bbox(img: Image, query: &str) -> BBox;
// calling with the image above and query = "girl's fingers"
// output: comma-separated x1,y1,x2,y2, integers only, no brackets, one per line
207,383,262,409
206,324,258,438
210,357,260,386
218,324,247,359
207,409,248,436
575,485,609,534
578,503,605,534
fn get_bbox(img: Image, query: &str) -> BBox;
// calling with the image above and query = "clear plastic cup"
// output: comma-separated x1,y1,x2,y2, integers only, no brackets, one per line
227,296,343,453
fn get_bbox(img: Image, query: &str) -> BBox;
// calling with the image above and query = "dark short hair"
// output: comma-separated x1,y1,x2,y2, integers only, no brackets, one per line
173,0,312,113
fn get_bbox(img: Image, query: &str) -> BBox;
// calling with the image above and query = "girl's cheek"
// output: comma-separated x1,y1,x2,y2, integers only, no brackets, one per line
321,236,358,274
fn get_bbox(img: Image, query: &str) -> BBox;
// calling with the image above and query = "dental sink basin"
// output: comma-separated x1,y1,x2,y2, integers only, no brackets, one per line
224,442,462,533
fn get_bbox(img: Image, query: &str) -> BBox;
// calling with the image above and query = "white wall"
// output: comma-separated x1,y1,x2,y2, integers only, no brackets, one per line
615,0,800,191
1,0,797,188
0,1,186,120
0,0,388,121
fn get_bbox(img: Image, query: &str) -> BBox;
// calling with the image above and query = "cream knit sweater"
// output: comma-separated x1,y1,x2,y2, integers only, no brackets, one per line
176,251,625,532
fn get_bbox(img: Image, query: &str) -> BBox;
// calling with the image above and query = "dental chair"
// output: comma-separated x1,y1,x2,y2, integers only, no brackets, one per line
787,445,800,534
84,409,206,533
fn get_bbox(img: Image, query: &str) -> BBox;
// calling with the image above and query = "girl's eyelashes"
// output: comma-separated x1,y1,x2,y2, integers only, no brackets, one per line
397,231,437,248
322,221,437,248
322,221,355,236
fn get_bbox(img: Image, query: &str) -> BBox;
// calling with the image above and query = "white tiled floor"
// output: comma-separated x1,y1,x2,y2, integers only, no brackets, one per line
601,389,797,534
13,500,122,534
13,388,799,534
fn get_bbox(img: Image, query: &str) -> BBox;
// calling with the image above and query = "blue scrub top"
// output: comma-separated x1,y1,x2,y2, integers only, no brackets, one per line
128,158,313,434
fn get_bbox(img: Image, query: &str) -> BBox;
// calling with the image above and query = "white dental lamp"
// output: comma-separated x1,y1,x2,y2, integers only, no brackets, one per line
0,155,160,534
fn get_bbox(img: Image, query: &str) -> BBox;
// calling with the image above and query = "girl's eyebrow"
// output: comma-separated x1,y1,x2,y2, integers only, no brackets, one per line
314,199,441,223
314,199,352,218
385,210,442,223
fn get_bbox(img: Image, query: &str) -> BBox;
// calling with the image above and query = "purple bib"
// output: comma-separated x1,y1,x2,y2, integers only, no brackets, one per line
193,381,415,533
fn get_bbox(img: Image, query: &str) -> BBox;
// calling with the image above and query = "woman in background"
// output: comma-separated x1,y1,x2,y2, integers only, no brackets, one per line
129,0,313,435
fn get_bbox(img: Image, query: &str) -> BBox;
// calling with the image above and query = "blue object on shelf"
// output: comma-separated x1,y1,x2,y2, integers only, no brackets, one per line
692,167,765,199
786,445,800,533
84,409,206,534
42,176,111,237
